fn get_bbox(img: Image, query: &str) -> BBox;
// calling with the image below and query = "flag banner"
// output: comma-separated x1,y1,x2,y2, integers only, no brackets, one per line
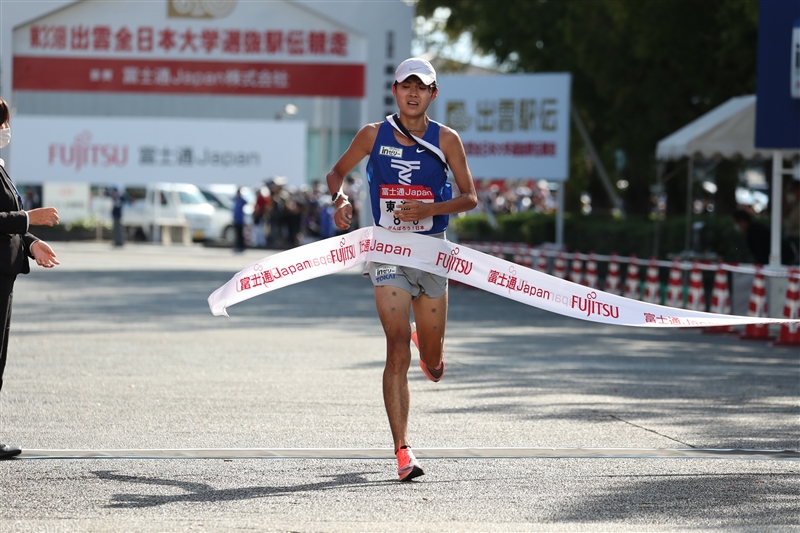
209,226,799,328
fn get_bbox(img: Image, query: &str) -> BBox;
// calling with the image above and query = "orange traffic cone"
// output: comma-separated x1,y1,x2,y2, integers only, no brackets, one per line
643,257,661,304
623,255,641,300
585,253,599,289
741,266,773,341
665,260,684,308
704,263,735,334
686,262,706,312
553,251,567,279
604,253,621,295
772,269,800,346
569,253,584,285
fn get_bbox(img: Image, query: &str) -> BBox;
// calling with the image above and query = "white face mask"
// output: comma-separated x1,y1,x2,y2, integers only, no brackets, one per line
0,127,9,149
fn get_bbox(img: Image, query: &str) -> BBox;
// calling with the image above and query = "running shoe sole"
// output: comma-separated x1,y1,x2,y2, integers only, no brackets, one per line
399,464,425,482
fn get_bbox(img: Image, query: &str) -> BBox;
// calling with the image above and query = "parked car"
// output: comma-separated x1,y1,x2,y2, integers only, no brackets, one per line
123,183,215,242
199,185,255,246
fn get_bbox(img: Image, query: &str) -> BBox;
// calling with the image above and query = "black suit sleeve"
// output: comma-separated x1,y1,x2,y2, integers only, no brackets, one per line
0,211,28,235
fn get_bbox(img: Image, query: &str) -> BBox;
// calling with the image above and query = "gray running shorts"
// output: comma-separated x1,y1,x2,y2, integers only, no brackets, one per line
364,232,447,299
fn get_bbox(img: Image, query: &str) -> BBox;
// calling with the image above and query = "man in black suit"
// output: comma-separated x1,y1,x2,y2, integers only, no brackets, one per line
0,97,60,459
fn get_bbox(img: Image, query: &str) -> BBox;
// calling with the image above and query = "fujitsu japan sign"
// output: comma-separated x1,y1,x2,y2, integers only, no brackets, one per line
13,0,366,97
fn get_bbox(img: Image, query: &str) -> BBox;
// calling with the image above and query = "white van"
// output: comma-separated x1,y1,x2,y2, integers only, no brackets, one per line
123,183,215,243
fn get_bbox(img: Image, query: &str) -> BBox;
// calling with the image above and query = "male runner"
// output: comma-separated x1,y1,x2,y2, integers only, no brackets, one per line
326,58,477,481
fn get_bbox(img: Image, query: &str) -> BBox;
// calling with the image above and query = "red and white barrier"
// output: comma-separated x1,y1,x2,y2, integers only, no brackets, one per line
569,253,584,285
686,262,706,312
643,257,661,304
773,269,800,346
605,253,621,295
704,263,735,334
741,266,772,341
623,255,641,301
535,249,548,273
666,260,684,308
553,251,567,279
585,253,598,289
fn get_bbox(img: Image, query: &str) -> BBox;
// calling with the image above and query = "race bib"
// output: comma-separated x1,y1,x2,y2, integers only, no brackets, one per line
378,185,434,232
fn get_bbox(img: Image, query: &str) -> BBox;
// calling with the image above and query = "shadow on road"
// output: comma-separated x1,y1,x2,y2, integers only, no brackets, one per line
91,469,393,508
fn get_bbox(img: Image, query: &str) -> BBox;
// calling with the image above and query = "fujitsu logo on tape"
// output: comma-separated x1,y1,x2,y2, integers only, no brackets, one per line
572,291,620,319
329,237,356,264
436,247,473,275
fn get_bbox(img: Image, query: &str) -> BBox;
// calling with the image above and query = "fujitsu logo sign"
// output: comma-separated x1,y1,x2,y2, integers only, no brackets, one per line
48,130,129,172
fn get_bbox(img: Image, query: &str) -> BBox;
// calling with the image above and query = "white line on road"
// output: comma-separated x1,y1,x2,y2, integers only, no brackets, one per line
15,447,800,460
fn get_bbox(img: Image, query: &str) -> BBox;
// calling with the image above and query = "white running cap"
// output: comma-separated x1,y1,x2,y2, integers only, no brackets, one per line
394,58,437,86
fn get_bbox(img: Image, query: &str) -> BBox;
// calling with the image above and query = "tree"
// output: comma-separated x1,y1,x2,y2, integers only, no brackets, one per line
415,0,759,216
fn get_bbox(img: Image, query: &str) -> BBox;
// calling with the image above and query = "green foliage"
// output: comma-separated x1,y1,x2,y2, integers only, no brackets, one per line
453,212,753,263
416,0,759,216
67,216,112,232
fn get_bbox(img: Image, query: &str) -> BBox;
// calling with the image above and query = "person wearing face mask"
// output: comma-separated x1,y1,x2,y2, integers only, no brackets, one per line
0,97,61,459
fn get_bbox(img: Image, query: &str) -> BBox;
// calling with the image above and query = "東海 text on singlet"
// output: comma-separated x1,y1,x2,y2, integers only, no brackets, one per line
366,120,452,235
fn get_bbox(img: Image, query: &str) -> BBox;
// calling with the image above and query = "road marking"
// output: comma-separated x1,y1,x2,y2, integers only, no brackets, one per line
16,447,799,461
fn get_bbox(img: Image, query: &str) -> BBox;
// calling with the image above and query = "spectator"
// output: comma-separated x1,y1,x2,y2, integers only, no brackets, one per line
232,187,246,253
110,186,127,247
782,179,799,266
733,208,771,265
252,186,270,248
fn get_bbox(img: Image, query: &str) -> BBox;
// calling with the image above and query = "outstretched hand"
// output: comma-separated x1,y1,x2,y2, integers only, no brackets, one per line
27,207,59,227
31,240,59,268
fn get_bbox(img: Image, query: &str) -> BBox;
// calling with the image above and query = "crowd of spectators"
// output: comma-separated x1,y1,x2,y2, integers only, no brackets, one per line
247,177,558,249
251,174,362,249
470,179,558,215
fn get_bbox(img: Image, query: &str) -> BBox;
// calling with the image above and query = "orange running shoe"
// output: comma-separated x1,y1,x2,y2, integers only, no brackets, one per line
396,446,424,482
412,322,445,382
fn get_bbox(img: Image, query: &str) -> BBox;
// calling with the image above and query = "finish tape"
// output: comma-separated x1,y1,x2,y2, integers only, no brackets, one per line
209,226,800,328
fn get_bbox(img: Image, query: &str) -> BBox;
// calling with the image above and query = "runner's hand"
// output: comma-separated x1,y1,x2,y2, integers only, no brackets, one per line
334,202,353,230
393,200,429,222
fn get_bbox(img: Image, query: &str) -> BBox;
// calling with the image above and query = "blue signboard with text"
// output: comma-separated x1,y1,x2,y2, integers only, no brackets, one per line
755,0,800,149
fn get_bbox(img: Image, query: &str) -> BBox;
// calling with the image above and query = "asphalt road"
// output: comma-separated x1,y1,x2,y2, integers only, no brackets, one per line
1,242,798,533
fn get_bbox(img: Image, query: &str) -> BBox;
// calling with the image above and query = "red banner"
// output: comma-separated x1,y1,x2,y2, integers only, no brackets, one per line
13,56,364,97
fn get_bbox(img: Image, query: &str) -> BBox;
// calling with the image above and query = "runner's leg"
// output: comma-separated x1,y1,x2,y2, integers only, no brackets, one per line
412,291,448,371
374,285,414,452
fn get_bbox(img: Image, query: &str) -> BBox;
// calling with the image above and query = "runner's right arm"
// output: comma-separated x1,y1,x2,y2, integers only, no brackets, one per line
326,123,379,230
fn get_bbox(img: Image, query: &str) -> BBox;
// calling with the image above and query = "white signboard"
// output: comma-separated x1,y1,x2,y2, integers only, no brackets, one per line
42,182,90,225
432,73,572,180
10,116,307,187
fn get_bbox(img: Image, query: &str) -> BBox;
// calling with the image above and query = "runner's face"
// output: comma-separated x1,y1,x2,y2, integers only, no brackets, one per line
392,78,437,117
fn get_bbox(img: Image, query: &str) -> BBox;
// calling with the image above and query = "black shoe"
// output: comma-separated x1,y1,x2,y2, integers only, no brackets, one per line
0,443,22,459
